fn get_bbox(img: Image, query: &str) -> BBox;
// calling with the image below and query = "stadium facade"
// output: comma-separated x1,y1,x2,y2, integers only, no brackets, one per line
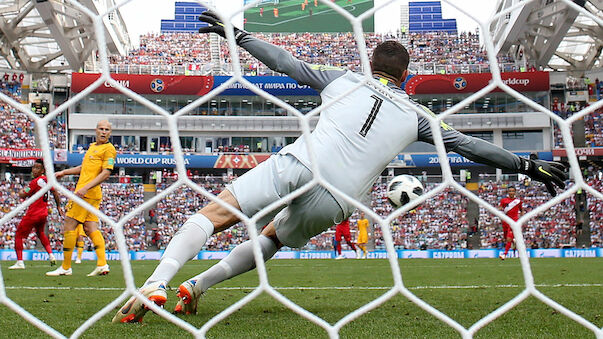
60,70,558,179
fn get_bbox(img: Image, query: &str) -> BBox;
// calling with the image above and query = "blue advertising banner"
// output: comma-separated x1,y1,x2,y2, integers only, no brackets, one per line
64,151,554,169
561,248,598,258
398,250,430,259
2,248,601,261
213,76,319,96
429,250,467,259
398,152,553,168
467,249,498,258
67,152,218,168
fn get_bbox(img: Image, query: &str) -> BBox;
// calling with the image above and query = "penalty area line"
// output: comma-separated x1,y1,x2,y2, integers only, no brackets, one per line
4,283,601,291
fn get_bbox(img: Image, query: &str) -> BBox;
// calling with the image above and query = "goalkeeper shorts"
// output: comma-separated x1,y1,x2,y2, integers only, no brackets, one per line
227,154,344,248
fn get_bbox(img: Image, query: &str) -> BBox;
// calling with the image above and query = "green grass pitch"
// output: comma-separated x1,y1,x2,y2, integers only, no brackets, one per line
1,258,601,338
244,0,374,32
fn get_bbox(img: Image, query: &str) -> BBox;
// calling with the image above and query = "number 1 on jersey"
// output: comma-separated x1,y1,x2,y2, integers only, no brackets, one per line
360,95,383,137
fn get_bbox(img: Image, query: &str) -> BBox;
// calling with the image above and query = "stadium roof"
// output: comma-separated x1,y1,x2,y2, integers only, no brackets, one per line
0,0,130,74
490,0,602,75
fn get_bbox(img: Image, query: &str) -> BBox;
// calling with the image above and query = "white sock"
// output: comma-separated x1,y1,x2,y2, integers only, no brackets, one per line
145,214,214,286
191,235,277,292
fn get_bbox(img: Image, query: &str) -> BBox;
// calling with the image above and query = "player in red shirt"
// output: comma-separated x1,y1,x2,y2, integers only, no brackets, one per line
9,159,64,269
499,186,522,260
334,218,359,259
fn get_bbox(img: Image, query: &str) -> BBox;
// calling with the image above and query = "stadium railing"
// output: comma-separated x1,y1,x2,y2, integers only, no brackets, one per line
89,61,523,76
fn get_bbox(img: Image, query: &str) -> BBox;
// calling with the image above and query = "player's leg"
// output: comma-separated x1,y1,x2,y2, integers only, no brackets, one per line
47,215,79,275
174,223,281,315
343,228,357,254
143,190,241,287
358,243,367,258
114,154,308,323
75,198,111,276
75,224,85,264
9,218,32,269
113,190,241,323
173,182,345,316
142,155,292,290
76,235,85,263
83,220,111,276
504,229,514,257
499,224,510,260
357,230,368,258
335,227,343,258
33,217,56,266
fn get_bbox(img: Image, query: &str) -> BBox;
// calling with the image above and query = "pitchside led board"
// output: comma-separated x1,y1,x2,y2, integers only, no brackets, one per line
243,0,375,32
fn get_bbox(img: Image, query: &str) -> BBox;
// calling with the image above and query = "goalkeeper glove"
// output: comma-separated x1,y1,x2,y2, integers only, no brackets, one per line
519,158,567,196
198,11,249,44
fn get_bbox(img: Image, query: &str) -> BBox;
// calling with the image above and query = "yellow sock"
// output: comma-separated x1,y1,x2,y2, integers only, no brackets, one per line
359,244,367,254
89,230,107,267
62,230,77,270
76,240,84,260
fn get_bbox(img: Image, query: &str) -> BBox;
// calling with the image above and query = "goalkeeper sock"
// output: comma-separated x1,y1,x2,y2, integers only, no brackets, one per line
89,230,107,267
62,230,77,270
191,235,277,293
76,241,84,260
145,214,214,286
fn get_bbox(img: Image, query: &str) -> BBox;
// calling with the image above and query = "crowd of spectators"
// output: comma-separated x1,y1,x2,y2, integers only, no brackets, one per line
1,172,601,253
109,31,517,75
0,82,67,150
0,178,145,252
553,106,602,148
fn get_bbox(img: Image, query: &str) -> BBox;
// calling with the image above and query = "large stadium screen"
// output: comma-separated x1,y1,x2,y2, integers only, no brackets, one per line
244,0,374,33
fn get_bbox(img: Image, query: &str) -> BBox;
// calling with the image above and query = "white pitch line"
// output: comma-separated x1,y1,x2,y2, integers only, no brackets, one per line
4,283,601,291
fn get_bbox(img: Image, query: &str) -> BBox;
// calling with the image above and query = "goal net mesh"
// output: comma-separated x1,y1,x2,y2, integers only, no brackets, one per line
0,0,601,338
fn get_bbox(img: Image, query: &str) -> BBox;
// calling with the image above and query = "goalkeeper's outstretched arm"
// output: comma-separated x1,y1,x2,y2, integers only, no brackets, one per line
198,11,345,91
416,110,567,196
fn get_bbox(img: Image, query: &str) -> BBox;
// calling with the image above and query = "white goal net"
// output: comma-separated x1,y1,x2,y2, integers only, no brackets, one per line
0,0,602,338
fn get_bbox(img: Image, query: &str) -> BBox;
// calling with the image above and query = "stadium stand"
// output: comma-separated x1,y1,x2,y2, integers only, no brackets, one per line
553,107,602,148
2,175,600,252
0,82,67,150
108,31,519,75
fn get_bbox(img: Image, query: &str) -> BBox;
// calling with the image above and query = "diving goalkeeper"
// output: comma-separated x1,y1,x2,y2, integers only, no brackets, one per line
114,11,566,322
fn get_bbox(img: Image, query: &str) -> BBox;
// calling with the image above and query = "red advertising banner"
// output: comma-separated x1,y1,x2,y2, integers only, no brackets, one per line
405,71,550,95
70,73,214,96
552,148,603,158
0,148,42,163
214,154,270,169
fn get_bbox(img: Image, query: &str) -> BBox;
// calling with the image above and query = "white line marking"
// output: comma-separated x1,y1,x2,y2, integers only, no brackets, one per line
5,283,601,291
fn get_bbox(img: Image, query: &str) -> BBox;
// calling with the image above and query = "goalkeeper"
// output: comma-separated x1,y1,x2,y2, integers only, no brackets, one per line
114,11,566,322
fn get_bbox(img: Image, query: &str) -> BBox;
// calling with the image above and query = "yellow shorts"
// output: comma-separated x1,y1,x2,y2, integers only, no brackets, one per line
66,198,101,223
357,231,368,244
75,223,88,238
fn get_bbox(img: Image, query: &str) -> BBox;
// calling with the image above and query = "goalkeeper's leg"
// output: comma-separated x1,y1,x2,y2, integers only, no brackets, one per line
114,190,242,323
174,225,280,315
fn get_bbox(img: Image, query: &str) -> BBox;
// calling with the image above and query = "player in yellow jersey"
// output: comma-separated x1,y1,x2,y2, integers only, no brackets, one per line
47,120,116,277
356,212,369,259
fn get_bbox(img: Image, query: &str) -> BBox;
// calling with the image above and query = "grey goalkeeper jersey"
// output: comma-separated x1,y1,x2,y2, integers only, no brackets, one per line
239,35,523,217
